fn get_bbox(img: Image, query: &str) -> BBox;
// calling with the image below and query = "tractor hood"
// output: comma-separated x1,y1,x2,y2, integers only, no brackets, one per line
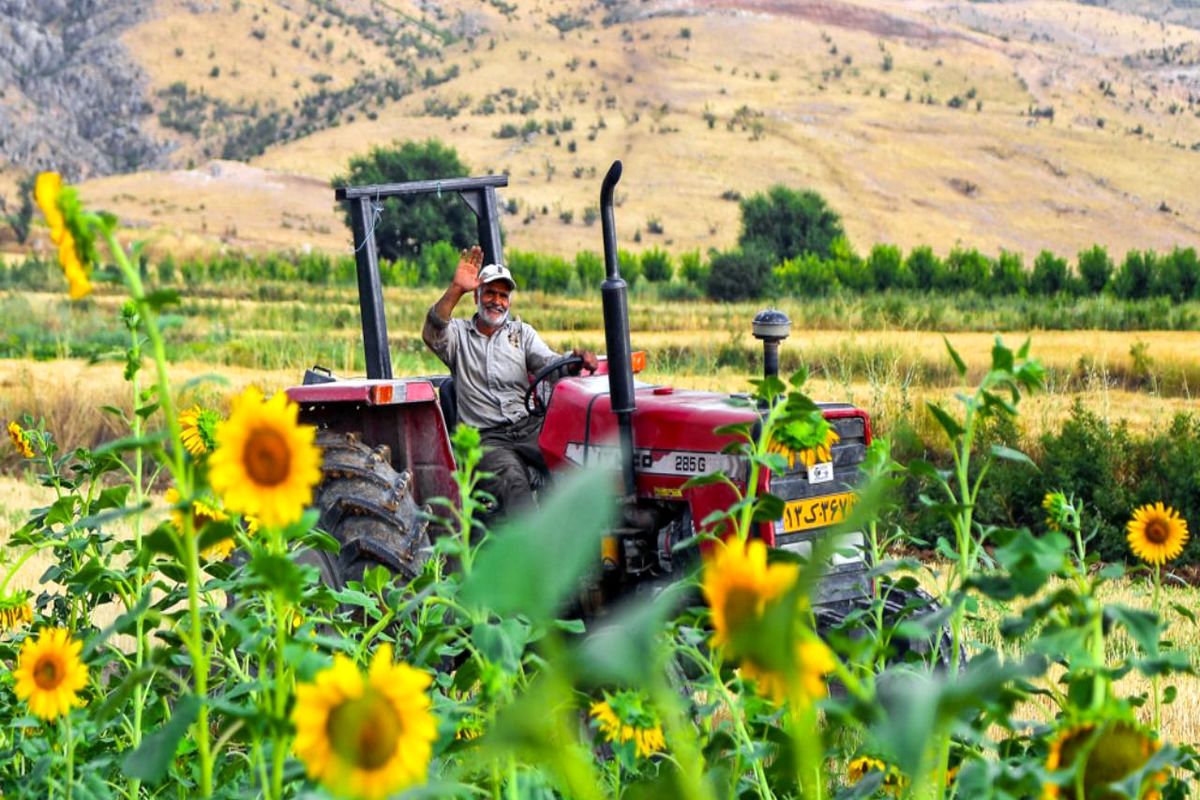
539,375,760,481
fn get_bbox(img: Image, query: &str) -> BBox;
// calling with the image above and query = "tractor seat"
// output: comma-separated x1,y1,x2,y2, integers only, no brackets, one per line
430,375,458,431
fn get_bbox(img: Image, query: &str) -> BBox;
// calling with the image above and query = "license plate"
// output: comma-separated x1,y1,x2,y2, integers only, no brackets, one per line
779,492,855,533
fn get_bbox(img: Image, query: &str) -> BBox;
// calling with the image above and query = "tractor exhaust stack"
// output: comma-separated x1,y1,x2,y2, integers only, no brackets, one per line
599,160,637,497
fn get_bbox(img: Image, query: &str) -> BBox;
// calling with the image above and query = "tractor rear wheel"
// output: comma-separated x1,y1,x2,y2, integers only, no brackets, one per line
304,429,431,590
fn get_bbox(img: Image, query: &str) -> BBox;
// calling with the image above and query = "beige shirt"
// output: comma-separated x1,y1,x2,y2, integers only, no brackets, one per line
423,308,559,429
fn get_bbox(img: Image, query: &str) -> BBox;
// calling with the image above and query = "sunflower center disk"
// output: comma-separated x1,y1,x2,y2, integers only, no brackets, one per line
722,587,762,633
33,656,61,690
243,427,292,487
327,691,404,770
1143,520,1171,545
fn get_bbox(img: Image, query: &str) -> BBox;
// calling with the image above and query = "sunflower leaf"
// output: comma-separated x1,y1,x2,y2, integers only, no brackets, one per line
461,466,612,622
121,694,201,784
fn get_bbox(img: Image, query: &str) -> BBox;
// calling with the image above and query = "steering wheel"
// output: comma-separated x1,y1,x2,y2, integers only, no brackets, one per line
523,354,585,416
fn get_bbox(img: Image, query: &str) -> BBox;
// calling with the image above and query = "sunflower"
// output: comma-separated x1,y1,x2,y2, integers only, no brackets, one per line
208,387,321,529
847,755,908,797
164,487,235,560
738,637,836,706
702,538,798,650
1043,491,1069,531
292,645,436,800
1126,502,1189,566
8,421,33,459
0,592,33,633
179,405,220,456
33,172,91,300
34,173,66,243
1043,721,1164,800
767,427,841,470
589,691,665,759
13,627,89,720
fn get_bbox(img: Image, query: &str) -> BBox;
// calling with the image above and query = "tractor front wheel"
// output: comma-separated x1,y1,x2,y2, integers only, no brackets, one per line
304,429,431,590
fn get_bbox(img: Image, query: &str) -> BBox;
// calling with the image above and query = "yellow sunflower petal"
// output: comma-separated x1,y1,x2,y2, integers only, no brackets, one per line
34,173,66,243
209,387,321,528
1127,502,1189,566
293,652,436,799
13,627,89,720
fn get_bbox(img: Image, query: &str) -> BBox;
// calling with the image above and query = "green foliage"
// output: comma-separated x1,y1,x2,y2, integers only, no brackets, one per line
737,185,844,263
1113,249,1156,299
775,253,838,296
640,247,673,282
3,175,34,244
1029,249,1072,295
507,249,574,292
866,243,908,290
706,243,774,301
331,139,476,260
678,249,707,286
1077,244,1113,294
574,249,604,289
944,247,991,293
990,250,1025,295
905,245,944,291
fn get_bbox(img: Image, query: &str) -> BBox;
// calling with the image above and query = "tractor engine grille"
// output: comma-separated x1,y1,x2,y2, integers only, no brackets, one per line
768,412,869,604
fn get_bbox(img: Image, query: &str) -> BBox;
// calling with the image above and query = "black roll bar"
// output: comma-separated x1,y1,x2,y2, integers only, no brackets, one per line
336,174,509,379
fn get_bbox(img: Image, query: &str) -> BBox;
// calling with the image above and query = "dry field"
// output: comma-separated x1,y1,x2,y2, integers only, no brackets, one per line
46,0,1200,264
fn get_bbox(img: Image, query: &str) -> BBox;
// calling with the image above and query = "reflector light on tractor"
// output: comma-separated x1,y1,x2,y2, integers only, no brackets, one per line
630,351,646,373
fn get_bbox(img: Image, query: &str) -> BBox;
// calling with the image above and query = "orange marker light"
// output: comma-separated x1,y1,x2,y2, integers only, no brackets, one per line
630,351,646,373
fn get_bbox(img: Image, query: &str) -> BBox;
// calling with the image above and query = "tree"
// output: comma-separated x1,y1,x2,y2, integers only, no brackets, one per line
1076,245,1112,294
1029,249,1071,295
640,247,673,282
737,185,845,263
3,175,34,245
707,243,774,301
332,140,478,261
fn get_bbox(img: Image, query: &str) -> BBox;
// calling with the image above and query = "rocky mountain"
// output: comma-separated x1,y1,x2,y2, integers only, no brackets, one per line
9,0,1200,261
0,0,171,180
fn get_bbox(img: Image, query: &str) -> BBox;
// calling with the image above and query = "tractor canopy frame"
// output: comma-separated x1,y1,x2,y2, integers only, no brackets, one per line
335,175,510,380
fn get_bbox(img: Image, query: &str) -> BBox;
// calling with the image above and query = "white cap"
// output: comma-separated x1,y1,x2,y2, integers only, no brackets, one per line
477,263,516,290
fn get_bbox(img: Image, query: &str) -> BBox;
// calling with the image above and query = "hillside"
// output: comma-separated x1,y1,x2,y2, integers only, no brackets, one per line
9,0,1200,262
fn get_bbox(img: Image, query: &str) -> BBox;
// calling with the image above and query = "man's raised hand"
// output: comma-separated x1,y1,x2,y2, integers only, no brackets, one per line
452,245,484,293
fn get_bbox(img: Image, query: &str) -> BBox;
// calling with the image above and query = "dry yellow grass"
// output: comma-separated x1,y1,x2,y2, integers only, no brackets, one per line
68,0,1200,263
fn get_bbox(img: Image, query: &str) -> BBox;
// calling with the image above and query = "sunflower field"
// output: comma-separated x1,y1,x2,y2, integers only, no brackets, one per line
1,175,1198,799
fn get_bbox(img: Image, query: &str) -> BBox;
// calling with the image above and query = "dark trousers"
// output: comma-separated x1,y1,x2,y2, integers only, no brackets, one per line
479,415,546,522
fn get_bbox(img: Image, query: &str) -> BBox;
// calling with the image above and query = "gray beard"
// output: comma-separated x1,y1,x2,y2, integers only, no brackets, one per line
477,296,509,328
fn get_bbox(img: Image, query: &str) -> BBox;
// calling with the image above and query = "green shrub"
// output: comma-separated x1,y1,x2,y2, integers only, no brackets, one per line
773,253,838,297
640,247,673,282
829,236,871,292
1029,249,1071,295
990,250,1025,296
905,245,944,291
679,249,708,285
574,250,604,289
943,247,991,293
706,244,773,301
866,243,908,290
1077,244,1112,294
1113,250,1156,299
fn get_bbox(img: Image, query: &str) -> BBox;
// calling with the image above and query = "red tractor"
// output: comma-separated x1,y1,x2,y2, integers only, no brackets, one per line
287,162,884,628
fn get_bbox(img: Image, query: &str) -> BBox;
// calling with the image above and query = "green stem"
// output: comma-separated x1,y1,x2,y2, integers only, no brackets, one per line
101,226,211,795
63,714,75,800
129,325,146,800
1152,562,1161,729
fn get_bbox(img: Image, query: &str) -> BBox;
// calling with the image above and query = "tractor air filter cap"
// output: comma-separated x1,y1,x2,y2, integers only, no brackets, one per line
752,309,791,342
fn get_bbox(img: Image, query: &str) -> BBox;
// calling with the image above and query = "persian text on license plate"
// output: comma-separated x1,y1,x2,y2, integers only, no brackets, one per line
779,492,855,533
